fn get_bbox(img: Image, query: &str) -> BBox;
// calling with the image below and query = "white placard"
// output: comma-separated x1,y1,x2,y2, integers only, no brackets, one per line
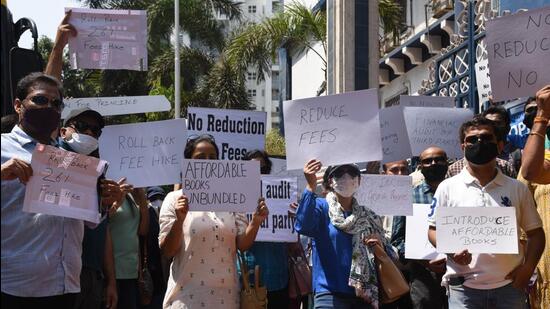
187,107,267,160
486,6,550,101
67,8,148,71
270,158,308,198
283,89,382,170
23,144,108,223
400,95,455,108
436,207,519,254
405,204,446,260
475,58,492,107
403,107,473,159
379,106,412,163
251,176,298,242
61,96,171,119
355,174,412,216
99,119,186,187
181,159,261,212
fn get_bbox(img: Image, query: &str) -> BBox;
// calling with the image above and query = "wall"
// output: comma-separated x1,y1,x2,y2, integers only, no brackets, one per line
379,57,435,106
291,42,326,100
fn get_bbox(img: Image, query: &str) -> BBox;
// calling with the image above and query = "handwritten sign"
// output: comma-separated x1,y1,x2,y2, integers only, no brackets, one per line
486,6,550,101
475,58,492,107
61,96,171,119
251,176,298,242
181,159,261,212
403,107,473,159
283,89,382,170
66,7,148,71
99,119,186,187
379,106,412,163
405,204,446,260
355,174,412,216
187,107,267,160
436,207,518,254
23,144,108,223
400,95,455,108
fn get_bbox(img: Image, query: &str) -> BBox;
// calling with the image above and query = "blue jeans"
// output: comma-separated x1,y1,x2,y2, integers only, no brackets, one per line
448,283,527,309
314,292,371,309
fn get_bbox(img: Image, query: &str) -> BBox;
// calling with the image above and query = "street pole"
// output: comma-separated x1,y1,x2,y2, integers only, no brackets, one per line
174,0,181,119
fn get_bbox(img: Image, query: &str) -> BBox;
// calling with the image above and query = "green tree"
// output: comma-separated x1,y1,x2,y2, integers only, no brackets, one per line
265,128,286,156
379,0,404,45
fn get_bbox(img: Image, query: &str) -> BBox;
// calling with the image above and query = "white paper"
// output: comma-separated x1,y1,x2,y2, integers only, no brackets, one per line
99,119,187,187
61,95,171,119
355,174,412,216
400,95,455,108
474,59,492,107
283,89,382,170
181,159,261,213
187,107,267,160
486,6,550,101
436,207,519,254
270,158,308,198
67,7,148,71
251,176,299,242
403,107,473,159
405,204,446,260
23,144,107,223
379,106,412,163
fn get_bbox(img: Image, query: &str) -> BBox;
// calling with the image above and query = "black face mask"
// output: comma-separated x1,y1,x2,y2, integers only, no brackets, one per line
465,142,499,165
546,126,550,141
20,106,61,137
421,164,448,183
523,110,537,129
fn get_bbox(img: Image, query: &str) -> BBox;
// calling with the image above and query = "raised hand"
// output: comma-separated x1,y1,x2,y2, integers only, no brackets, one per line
304,159,322,192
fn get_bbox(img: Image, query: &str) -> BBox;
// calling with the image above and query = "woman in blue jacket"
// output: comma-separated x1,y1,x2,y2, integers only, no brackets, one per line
295,159,396,309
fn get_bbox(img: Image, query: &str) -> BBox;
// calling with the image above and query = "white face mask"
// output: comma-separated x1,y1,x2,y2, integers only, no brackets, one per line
150,199,163,210
331,174,359,198
66,133,99,155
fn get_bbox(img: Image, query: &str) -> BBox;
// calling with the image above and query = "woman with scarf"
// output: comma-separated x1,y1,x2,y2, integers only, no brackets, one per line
294,159,398,309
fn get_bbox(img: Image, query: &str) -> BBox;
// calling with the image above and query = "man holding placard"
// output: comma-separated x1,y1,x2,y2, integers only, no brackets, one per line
427,116,544,308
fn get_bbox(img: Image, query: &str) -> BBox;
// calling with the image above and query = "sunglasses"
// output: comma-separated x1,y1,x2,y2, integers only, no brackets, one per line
187,133,216,143
26,95,64,110
464,133,495,145
420,156,447,165
70,120,103,137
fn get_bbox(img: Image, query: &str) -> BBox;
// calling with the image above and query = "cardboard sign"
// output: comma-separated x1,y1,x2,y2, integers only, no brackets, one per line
23,144,108,223
486,6,550,101
187,107,267,160
181,159,261,212
251,176,298,242
99,119,186,187
400,95,455,108
436,207,519,254
61,96,171,119
283,89,382,170
403,107,473,159
67,7,148,71
474,58,492,108
379,106,412,163
405,204,446,260
355,175,413,216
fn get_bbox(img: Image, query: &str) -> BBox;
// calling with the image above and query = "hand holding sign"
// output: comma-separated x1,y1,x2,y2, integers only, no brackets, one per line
448,249,472,266
536,85,550,118
1,158,33,183
252,198,270,225
55,10,77,49
304,159,322,192
175,194,189,223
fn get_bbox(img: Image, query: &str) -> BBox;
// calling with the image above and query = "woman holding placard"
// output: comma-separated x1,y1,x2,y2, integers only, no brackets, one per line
158,135,269,309
295,159,399,309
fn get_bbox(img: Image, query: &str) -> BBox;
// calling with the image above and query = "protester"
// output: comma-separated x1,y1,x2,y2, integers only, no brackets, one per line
59,107,119,309
158,135,269,308
1,114,18,134
391,147,448,309
517,85,550,309
1,72,83,307
109,183,150,309
240,149,290,309
428,116,545,308
482,106,522,172
295,159,397,309
380,160,409,238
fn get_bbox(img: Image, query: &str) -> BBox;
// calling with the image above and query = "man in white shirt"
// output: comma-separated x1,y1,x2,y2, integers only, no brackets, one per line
427,116,545,309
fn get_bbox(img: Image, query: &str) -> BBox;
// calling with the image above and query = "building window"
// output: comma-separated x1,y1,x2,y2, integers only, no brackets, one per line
247,89,257,97
247,72,257,80
248,5,257,13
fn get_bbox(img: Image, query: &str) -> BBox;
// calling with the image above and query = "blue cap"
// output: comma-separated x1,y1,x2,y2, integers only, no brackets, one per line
147,186,165,200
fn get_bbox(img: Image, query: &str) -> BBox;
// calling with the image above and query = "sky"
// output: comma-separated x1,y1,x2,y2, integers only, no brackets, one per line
7,0,83,49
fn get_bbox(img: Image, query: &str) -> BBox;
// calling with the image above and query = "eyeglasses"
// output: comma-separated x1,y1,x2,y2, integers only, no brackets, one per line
186,133,216,143
464,133,496,145
70,120,103,137
420,156,447,165
26,95,64,110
